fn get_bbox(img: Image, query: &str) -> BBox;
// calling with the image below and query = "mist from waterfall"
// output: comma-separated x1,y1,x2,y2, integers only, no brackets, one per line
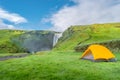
11,31,62,53
12,31,55,53
53,33,62,46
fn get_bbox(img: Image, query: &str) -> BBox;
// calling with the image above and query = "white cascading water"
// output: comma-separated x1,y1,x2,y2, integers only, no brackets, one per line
53,33,62,46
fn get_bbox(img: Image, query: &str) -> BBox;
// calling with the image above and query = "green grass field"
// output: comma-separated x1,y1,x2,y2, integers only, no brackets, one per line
0,53,27,57
0,51,120,80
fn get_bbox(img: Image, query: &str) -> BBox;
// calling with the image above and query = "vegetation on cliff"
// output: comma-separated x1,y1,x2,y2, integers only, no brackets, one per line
54,23,120,52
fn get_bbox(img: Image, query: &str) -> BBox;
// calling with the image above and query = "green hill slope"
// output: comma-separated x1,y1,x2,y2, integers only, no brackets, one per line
54,23,120,52
0,30,25,53
0,30,55,53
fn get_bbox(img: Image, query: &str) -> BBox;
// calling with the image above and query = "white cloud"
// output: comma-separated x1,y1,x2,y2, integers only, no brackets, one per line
0,8,27,29
0,8,27,24
43,0,120,32
0,20,15,29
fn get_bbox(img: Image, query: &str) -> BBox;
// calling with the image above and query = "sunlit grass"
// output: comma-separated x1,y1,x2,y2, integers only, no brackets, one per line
54,23,120,51
0,51,120,80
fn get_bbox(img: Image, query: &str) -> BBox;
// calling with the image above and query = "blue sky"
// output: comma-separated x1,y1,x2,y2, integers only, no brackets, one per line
0,0,120,32
0,0,74,30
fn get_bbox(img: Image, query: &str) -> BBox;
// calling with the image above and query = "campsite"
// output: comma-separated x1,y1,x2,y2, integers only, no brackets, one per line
81,45,116,62
0,0,120,80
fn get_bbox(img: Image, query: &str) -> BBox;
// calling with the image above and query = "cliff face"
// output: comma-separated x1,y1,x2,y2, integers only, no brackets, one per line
0,30,55,53
12,31,55,53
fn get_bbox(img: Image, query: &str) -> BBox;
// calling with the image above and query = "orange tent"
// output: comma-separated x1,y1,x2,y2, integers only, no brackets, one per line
81,45,116,62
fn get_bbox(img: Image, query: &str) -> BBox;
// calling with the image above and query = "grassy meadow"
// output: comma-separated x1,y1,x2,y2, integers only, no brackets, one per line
0,51,120,80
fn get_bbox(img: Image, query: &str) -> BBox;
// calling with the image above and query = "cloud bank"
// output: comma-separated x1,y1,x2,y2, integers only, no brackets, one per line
44,0,120,32
0,8,27,29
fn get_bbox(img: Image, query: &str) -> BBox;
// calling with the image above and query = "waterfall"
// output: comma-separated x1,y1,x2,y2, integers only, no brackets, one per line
53,33,62,46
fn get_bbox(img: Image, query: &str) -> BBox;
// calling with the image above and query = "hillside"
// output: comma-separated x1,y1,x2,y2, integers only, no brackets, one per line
0,30,25,53
12,31,55,53
54,23,120,52
1,23,120,53
0,30,55,53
